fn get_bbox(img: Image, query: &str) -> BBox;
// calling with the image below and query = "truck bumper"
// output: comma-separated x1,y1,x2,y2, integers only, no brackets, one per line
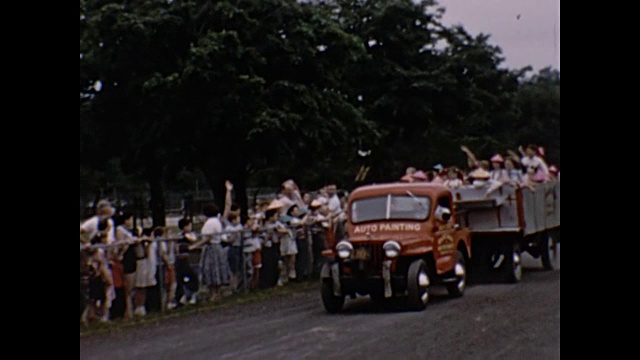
323,261,407,298
339,274,407,298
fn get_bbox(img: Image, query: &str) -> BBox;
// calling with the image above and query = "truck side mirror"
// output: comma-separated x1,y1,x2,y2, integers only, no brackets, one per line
435,206,451,222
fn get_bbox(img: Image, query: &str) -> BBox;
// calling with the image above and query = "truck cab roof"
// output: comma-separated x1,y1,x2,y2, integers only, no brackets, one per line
349,182,451,201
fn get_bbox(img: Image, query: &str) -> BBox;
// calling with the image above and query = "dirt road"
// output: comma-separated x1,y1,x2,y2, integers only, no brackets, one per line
80,248,560,360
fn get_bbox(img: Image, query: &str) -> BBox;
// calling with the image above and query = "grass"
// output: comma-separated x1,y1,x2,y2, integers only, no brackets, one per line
80,279,320,337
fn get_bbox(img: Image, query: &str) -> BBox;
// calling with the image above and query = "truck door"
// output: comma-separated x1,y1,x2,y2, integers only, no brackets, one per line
434,195,457,274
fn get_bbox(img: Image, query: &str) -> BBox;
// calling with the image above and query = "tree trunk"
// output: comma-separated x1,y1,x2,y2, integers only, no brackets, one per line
201,162,226,211
148,166,166,227
233,170,249,223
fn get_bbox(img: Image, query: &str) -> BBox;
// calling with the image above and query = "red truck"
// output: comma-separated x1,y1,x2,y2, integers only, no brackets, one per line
320,180,560,313
320,182,471,312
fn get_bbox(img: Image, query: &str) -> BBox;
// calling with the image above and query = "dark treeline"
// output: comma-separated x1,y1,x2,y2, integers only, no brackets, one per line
80,0,560,225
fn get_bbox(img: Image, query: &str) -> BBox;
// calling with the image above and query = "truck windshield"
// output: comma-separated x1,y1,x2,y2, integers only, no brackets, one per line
350,195,431,223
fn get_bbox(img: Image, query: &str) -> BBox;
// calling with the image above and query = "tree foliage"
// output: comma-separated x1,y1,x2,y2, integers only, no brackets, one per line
80,0,560,223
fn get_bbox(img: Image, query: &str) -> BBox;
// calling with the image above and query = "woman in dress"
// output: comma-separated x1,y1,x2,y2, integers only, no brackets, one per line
114,212,141,319
192,204,230,302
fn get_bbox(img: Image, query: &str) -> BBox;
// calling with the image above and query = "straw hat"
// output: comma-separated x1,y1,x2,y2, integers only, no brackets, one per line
267,199,285,211
469,168,490,180
96,199,115,217
412,170,428,181
400,174,414,182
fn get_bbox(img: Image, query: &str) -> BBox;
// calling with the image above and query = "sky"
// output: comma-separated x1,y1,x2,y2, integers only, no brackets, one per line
436,0,560,73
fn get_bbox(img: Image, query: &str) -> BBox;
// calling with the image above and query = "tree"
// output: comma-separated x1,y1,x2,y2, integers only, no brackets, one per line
323,0,524,177
512,67,561,166
80,0,380,221
175,0,380,215
80,0,196,225
80,0,560,220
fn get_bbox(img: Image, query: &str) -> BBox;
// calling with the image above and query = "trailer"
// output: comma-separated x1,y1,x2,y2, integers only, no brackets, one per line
450,181,560,282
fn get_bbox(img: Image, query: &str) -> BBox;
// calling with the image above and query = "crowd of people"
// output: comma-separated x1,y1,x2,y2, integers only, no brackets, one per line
79,143,558,326
80,180,349,326
400,144,559,193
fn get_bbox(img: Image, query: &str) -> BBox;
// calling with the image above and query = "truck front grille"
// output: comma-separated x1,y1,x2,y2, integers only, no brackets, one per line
353,242,384,270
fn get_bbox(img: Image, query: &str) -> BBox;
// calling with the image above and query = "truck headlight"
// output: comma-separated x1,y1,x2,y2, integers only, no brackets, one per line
336,241,354,259
383,240,401,258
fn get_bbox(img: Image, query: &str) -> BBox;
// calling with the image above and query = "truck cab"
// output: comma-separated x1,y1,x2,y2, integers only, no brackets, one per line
320,182,471,312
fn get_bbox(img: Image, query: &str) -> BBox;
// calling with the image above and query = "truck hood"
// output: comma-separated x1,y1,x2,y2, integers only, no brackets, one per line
347,221,434,245
347,232,434,256
348,233,424,243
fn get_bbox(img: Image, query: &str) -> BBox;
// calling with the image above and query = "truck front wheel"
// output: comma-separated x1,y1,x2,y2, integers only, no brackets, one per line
321,279,344,313
446,251,467,298
407,259,430,311
320,263,344,313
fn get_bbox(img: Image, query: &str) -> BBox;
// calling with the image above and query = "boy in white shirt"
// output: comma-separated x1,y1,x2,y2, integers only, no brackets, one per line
80,199,116,245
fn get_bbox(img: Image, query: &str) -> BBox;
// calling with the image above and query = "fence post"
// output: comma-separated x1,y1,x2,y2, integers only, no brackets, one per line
307,226,313,277
135,196,143,231
158,241,165,314
241,232,248,294
185,194,194,220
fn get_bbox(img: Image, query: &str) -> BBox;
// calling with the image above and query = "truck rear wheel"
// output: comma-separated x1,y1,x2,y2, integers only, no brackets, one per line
446,251,467,298
540,233,559,270
407,259,430,311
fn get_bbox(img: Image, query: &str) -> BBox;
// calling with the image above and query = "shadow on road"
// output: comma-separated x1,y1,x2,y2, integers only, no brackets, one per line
337,287,457,315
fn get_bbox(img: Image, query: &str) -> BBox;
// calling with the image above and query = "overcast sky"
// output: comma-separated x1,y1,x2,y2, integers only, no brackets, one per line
436,0,560,73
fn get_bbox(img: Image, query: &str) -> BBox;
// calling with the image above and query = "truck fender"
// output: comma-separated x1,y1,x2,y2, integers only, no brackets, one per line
320,262,333,279
458,239,471,260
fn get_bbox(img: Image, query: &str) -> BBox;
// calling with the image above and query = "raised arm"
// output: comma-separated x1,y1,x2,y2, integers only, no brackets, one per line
507,149,520,163
460,145,479,169
222,180,233,222
292,189,305,210
517,145,527,158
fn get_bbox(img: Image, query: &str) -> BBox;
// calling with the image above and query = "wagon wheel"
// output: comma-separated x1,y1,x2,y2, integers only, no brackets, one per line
504,242,523,283
540,233,559,270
